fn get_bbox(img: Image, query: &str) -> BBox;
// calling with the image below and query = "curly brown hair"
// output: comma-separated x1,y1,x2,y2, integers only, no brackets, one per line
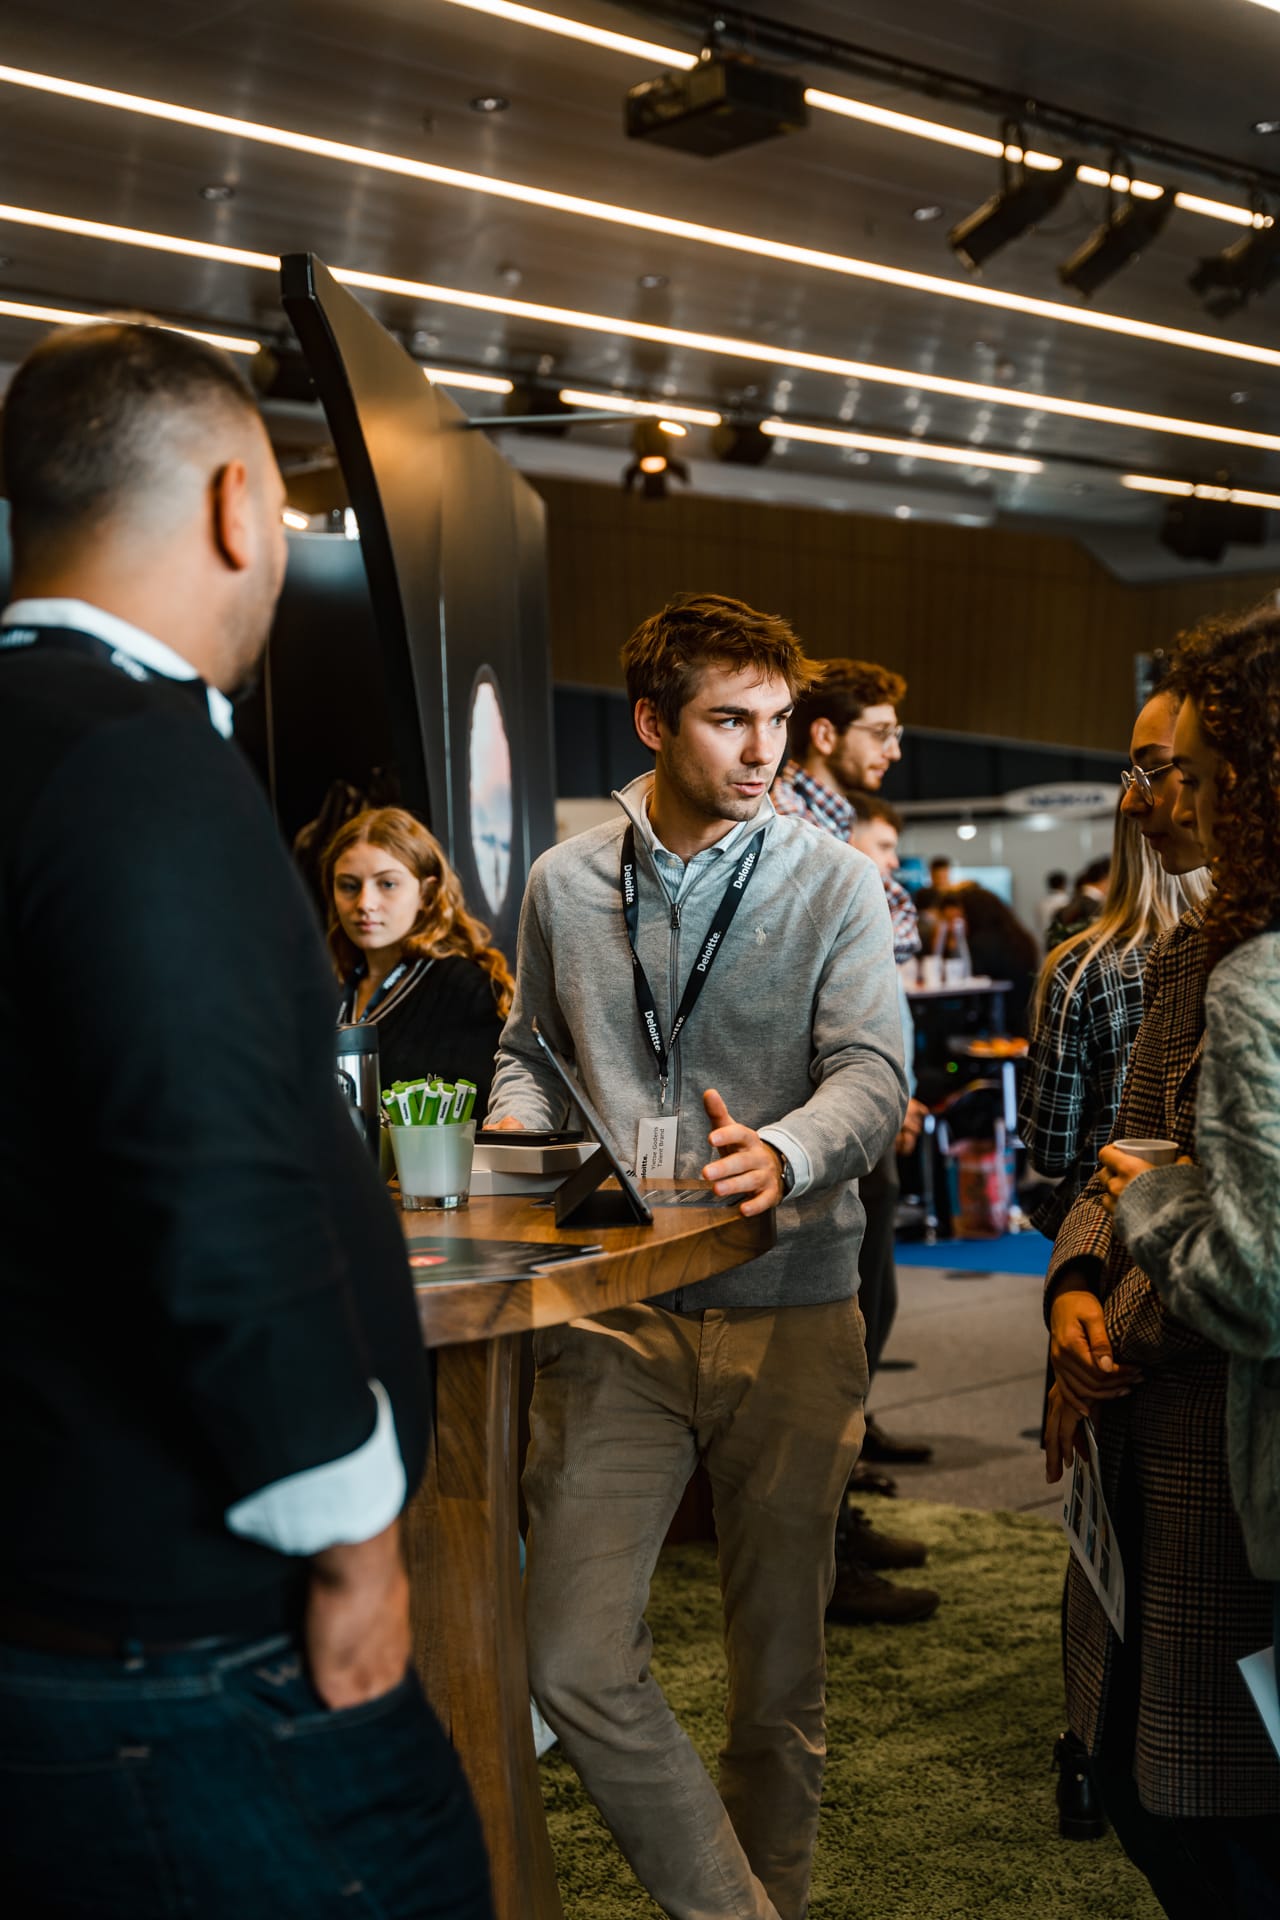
321,807,514,1017
1171,599,1280,970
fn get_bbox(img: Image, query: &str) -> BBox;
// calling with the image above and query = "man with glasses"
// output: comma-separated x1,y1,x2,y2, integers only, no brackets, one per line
773,660,939,1627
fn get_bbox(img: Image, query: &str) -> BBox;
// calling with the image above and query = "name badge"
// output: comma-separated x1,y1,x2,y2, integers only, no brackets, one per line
635,1115,678,1181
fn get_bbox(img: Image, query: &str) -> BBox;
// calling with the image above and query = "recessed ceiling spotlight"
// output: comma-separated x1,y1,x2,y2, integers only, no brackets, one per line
470,94,509,113
198,183,235,201
1252,119,1280,136
894,504,911,518
912,204,944,222
497,261,523,287
995,357,1016,379
637,272,668,289
1231,389,1250,404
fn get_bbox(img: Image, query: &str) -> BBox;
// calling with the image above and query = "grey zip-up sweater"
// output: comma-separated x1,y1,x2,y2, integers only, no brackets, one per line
487,774,908,1309
1116,930,1280,1581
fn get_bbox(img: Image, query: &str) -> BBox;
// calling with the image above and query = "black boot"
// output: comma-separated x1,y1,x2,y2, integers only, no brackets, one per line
1052,1729,1106,1840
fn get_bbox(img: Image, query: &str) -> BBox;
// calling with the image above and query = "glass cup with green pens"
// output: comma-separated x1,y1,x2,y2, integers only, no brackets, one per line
384,1077,478,1211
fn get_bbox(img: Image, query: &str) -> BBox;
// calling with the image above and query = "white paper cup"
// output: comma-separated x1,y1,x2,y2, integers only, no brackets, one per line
390,1120,476,1210
920,955,944,989
1113,1137,1180,1168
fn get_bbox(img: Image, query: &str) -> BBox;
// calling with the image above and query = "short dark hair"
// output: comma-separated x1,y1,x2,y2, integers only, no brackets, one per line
788,656,907,755
1076,857,1111,889
1047,870,1068,890
2,322,259,556
621,592,816,733
849,792,903,833
930,856,952,874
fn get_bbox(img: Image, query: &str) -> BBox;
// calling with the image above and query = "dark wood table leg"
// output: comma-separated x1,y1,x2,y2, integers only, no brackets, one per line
404,1333,563,1920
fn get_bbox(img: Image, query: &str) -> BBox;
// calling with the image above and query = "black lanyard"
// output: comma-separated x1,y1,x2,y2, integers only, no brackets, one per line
621,822,762,1102
338,956,429,1025
0,620,209,710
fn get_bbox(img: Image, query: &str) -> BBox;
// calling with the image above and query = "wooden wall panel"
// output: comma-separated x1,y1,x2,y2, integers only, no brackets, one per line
529,477,1280,751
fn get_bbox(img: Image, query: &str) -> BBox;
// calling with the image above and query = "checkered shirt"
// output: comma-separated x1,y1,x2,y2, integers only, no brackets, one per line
1018,941,1145,1235
771,761,920,961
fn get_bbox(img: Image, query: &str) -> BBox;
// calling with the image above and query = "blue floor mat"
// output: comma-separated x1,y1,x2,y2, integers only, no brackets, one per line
894,1232,1052,1276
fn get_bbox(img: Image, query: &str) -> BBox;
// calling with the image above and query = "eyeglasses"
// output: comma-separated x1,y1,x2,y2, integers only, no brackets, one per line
1120,760,1176,805
846,722,905,746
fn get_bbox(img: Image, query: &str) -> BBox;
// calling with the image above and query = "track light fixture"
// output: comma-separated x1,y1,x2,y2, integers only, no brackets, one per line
948,130,1079,272
710,419,772,466
623,418,689,499
1188,214,1280,318
1058,182,1173,298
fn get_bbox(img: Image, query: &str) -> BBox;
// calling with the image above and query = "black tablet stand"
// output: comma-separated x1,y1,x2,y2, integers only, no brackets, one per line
553,1146,653,1228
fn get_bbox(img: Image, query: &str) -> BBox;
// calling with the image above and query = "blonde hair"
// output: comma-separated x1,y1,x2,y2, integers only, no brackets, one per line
1031,801,1209,1036
322,807,514,1019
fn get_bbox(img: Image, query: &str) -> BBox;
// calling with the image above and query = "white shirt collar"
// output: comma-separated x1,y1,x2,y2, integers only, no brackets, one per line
629,772,766,865
2,597,235,739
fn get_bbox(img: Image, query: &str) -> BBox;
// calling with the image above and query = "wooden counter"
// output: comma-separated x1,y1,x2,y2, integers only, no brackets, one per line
400,1182,774,1920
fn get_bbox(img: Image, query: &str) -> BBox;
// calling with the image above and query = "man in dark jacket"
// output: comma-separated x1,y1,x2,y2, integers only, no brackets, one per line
0,323,490,1917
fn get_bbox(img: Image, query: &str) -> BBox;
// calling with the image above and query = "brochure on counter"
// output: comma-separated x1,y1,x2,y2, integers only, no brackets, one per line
406,1235,602,1286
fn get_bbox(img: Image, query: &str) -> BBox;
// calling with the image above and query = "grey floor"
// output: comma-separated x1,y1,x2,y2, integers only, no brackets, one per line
868,1257,1061,1520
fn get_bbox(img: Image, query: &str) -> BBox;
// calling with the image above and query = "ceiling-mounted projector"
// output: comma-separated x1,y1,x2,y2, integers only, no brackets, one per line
625,56,808,159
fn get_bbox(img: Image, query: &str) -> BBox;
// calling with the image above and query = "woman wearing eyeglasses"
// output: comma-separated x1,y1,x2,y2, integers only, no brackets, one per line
1043,659,1279,1918
1094,608,1280,1912
1022,801,1207,1238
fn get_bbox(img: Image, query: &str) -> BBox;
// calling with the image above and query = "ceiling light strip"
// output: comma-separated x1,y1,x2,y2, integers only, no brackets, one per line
434,2,1258,227
559,387,721,424
434,0,695,67
0,74,1276,374
0,293,260,353
8,198,1280,456
760,417,1041,472
1122,472,1280,509
425,366,513,390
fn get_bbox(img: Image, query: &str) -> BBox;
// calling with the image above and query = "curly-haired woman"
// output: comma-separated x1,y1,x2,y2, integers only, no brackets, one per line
1101,606,1280,1563
323,807,513,1111
1087,601,1280,1915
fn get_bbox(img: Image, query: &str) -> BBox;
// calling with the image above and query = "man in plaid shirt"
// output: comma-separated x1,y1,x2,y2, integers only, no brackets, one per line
774,661,938,1627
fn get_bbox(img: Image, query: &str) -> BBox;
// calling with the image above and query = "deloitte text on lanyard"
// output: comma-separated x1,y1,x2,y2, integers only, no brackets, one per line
620,823,761,1111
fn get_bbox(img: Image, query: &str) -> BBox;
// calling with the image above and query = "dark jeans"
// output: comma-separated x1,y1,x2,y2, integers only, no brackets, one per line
858,1143,900,1384
0,1632,494,1919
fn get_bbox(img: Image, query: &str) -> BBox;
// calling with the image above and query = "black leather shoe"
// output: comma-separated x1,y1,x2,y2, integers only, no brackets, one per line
846,1464,898,1499
861,1415,935,1466
826,1565,940,1625
1053,1730,1106,1840
836,1505,927,1572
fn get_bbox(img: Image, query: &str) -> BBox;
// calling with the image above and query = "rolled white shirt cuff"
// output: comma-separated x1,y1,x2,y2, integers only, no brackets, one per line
224,1378,406,1556
758,1125,814,1203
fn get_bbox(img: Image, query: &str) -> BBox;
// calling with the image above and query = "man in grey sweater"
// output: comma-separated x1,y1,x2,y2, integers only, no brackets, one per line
487,594,908,1920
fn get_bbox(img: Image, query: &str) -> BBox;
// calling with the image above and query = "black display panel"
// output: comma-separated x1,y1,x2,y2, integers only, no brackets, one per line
274,253,556,956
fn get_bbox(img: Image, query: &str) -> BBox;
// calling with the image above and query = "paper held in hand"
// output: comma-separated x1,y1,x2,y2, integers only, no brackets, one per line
1060,1418,1125,1642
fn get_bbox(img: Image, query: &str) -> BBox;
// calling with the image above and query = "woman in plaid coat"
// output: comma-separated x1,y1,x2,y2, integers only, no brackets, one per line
1043,672,1280,1918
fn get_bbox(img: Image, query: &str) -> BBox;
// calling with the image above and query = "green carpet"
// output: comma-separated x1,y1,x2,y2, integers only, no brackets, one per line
541,1500,1161,1920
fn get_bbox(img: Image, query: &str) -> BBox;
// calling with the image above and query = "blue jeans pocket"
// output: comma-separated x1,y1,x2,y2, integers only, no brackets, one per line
222,1652,421,1740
